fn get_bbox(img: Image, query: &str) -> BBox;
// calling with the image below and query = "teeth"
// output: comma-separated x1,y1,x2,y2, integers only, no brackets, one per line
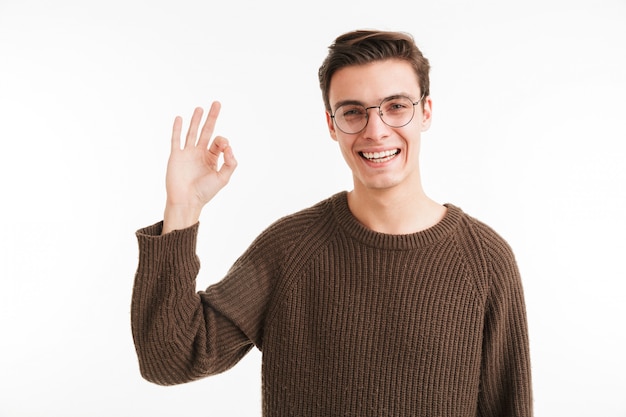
361,149,399,162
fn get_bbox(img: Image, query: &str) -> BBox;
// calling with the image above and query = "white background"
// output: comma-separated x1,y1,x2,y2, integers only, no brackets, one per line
1,0,625,415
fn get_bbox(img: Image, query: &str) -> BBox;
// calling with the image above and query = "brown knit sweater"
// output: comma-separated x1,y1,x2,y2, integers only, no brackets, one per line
132,192,532,416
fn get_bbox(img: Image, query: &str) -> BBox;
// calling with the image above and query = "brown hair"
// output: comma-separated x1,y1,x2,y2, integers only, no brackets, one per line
318,30,430,112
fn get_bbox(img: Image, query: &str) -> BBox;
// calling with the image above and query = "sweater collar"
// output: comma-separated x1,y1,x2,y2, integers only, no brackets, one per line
330,191,462,250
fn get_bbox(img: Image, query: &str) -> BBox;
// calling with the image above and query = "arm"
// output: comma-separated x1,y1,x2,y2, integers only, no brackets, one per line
131,103,248,385
132,222,253,385
477,237,533,417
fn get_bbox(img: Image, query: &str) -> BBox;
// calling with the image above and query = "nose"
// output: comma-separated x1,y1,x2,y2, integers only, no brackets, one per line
363,106,388,139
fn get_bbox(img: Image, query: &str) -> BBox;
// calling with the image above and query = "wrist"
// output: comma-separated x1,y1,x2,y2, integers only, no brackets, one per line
162,203,202,234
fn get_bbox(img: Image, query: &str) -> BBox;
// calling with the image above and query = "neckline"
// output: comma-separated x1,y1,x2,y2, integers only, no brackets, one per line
330,191,461,250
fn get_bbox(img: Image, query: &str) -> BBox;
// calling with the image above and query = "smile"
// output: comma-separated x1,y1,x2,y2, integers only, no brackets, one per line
359,149,400,163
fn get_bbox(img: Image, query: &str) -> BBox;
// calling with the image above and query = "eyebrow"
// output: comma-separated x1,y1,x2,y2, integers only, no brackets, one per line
332,92,418,112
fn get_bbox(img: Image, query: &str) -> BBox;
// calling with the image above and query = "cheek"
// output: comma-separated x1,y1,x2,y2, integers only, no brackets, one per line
399,129,422,156
406,138,422,160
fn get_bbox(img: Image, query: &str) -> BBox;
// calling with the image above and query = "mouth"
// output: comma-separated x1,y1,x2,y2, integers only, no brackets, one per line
359,149,400,163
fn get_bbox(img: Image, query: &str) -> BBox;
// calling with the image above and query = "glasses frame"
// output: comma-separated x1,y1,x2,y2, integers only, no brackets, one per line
330,93,426,135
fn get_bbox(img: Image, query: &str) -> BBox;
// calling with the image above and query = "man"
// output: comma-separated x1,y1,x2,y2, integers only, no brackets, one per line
132,29,533,416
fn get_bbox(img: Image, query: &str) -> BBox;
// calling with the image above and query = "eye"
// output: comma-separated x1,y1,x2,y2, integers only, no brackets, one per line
339,105,366,120
383,99,411,113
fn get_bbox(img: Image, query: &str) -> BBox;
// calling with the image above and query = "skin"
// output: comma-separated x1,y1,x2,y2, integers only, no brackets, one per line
326,59,446,234
162,59,445,235
162,102,237,234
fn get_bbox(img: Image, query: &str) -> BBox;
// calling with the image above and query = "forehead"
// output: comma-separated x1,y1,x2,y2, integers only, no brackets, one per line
328,59,420,107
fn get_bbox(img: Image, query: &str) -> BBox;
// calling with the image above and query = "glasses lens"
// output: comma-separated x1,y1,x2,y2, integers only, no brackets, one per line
334,104,367,134
333,96,418,134
380,96,415,128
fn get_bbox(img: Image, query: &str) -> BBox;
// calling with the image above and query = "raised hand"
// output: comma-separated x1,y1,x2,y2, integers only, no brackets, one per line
162,102,237,234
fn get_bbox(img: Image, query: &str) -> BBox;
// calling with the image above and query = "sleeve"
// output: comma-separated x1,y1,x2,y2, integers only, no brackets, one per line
477,232,533,417
130,222,254,386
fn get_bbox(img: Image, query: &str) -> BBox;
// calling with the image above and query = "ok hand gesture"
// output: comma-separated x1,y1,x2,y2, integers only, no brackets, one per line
162,102,237,234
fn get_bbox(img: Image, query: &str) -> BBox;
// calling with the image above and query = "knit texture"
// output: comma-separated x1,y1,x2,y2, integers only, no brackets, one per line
132,192,532,416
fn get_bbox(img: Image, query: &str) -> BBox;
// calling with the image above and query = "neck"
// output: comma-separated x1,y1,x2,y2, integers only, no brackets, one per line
347,184,445,235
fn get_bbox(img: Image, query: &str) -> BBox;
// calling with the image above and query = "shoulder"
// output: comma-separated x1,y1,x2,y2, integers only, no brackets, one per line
448,205,520,291
251,193,341,252
448,205,515,260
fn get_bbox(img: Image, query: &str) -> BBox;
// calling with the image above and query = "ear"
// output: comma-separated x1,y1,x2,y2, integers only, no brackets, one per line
326,110,338,141
420,96,433,132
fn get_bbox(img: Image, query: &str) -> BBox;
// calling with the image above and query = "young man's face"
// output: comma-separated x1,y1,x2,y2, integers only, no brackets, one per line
326,59,432,193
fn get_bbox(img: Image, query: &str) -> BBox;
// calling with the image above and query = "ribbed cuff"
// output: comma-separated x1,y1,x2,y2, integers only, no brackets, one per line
135,221,201,281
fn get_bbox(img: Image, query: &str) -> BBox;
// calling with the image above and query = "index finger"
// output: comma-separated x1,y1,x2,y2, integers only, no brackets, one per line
197,101,221,149
171,115,183,151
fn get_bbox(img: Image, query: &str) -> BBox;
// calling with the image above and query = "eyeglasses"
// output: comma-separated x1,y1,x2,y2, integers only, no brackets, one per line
331,93,426,134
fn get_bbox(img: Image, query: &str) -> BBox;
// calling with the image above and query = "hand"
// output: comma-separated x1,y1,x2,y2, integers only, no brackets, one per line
162,102,237,234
